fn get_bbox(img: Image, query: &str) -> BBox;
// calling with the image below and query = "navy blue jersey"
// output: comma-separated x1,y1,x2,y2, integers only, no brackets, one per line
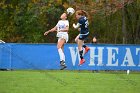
78,16,89,34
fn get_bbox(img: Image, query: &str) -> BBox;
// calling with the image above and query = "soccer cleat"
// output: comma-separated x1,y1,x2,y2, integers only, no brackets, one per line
60,60,67,70
60,65,67,70
84,47,90,54
78,58,85,66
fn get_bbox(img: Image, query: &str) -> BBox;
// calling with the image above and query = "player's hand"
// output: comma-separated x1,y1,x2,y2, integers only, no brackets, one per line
73,23,76,28
44,31,50,36
73,23,80,29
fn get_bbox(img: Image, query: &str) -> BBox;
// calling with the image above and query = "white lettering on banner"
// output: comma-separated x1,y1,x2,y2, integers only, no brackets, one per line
69,47,80,66
69,46,140,67
136,48,140,66
106,47,118,66
89,47,104,66
121,48,135,66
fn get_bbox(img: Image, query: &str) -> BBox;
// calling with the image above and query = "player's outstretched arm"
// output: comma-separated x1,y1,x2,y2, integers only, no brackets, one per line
44,31,50,36
44,26,57,36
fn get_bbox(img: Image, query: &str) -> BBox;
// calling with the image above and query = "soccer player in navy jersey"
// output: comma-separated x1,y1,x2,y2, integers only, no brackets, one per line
73,10,90,65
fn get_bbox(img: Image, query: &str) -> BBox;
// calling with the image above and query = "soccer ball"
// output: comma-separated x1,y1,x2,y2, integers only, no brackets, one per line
66,7,75,15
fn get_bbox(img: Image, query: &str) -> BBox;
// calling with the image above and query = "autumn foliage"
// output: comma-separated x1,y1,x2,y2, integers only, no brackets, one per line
0,0,139,44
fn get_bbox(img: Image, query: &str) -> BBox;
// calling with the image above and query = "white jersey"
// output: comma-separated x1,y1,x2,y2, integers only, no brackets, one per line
56,20,69,32
56,20,69,43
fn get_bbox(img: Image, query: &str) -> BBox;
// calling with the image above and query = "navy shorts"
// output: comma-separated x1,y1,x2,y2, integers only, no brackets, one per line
79,34,89,40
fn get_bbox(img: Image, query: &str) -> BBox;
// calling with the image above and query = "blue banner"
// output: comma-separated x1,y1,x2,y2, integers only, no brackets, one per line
0,43,140,70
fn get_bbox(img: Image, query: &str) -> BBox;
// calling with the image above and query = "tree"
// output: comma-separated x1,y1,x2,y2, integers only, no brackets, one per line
0,0,139,44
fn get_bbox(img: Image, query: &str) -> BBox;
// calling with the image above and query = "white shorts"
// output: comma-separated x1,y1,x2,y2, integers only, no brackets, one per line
56,32,69,43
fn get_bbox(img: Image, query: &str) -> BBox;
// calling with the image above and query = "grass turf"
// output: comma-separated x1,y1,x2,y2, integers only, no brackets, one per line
0,70,140,93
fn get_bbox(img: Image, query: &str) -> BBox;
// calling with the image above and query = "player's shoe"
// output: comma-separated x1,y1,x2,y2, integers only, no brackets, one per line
60,65,67,70
84,47,90,54
78,58,85,66
60,60,67,70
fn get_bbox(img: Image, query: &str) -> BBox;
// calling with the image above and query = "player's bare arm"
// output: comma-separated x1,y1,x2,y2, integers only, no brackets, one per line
44,26,57,36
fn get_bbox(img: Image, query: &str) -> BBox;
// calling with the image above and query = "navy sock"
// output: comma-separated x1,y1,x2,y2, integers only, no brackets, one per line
82,45,87,48
79,50,83,59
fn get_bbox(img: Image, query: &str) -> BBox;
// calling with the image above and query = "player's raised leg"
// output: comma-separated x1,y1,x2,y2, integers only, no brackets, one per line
83,44,90,54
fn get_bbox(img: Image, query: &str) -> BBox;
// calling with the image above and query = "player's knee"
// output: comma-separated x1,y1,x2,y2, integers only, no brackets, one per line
75,38,78,43
57,45,61,49
93,37,97,43
57,44,63,49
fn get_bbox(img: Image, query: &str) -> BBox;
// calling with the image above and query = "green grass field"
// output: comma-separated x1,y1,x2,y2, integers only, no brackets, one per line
0,70,140,93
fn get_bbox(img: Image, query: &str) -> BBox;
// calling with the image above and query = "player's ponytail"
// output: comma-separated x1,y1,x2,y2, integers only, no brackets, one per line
76,10,89,18
81,10,88,18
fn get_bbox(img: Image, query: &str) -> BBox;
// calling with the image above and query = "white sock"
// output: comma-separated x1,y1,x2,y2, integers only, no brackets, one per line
63,53,65,62
58,48,65,61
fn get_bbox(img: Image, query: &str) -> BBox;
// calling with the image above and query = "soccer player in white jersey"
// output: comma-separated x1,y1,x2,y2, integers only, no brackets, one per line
44,13,69,70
